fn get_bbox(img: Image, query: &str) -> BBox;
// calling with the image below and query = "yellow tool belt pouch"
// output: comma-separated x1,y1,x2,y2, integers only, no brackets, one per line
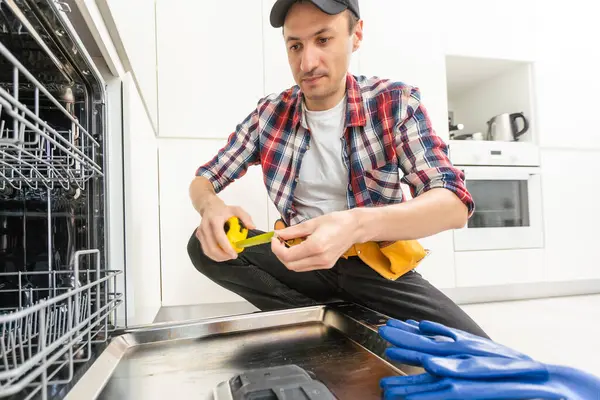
342,240,429,280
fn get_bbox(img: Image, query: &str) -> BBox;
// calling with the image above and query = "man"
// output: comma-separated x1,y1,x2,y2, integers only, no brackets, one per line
187,0,489,338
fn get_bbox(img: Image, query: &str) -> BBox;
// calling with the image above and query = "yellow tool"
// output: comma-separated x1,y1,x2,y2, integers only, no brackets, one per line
224,217,304,253
223,216,249,253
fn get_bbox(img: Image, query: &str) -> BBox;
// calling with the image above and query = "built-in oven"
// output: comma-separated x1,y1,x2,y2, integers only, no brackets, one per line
448,140,544,252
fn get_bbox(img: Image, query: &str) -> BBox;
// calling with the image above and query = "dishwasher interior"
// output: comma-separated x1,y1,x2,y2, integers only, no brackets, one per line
0,0,122,399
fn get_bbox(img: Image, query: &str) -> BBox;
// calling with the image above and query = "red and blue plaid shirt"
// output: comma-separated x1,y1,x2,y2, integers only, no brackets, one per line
196,73,474,226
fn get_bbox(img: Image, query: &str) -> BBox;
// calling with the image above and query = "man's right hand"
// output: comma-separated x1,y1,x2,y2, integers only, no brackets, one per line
195,197,256,262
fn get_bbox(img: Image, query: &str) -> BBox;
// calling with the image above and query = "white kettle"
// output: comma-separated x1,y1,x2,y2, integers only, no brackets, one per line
486,112,529,141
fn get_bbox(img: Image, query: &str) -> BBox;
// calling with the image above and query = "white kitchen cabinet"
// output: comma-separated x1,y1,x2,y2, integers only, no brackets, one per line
533,2,600,150
97,0,158,133
262,0,360,96
454,249,544,287
122,73,162,326
541,148,600,282
438,0,537,62
156,0,264,139
157,138,271,306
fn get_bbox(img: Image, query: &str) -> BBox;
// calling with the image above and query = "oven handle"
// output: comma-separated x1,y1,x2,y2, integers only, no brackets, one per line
460,166,541,181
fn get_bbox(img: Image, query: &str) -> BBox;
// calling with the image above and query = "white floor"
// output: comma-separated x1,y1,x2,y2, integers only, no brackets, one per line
155,294,600,378
461,294,600,377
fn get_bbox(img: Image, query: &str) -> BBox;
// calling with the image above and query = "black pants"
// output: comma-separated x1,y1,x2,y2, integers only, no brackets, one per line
187,229,489,338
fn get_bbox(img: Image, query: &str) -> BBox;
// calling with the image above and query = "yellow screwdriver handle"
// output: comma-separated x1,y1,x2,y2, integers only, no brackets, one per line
224,216,248,253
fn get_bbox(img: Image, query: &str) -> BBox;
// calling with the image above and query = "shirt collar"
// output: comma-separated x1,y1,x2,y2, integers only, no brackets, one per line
293,73,367,130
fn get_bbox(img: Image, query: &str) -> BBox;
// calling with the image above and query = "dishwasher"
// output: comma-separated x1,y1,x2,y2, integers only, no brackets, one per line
0,1,412,399
0,0,123,398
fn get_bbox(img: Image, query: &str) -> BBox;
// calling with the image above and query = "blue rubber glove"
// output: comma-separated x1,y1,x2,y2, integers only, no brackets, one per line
379,356,600,400
378,319,531,363
378,319,600,400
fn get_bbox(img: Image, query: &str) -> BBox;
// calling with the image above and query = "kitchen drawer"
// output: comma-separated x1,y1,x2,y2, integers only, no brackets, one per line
455,249,544,287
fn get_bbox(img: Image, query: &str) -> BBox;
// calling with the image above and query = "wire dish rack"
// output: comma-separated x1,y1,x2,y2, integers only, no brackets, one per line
0,40,103,193
0,250,122,400
1,0,115,398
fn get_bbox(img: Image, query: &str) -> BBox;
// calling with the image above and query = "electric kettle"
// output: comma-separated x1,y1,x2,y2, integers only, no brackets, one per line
486,112,529,141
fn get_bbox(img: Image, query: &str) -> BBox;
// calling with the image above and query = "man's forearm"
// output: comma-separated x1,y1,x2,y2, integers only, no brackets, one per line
351,188,469,243
189,176,223,216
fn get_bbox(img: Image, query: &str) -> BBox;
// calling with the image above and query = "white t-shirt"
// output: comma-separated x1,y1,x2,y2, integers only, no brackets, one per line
293,96,349,220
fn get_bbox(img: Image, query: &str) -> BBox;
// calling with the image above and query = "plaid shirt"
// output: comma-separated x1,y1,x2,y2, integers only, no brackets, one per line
196,73,474,226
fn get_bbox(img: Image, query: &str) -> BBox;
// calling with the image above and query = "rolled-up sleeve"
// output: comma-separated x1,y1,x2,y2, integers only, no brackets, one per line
394,86,475,216
195,108,260,194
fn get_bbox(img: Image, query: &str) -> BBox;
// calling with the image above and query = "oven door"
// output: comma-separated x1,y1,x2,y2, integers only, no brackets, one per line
453,166,544,251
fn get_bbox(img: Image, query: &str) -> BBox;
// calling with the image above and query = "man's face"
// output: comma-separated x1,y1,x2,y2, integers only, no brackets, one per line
283,2,362,109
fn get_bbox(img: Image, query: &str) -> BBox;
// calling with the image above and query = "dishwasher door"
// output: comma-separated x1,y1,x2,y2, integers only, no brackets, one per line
64,303,416,400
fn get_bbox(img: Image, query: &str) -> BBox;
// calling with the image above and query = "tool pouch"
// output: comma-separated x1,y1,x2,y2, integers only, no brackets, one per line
342,240,429,280
273,219,429,280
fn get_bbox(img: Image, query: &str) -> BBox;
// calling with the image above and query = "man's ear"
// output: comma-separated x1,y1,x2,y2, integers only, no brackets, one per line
352,20,364,52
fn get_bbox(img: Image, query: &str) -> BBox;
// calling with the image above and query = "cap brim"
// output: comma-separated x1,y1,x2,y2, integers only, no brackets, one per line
270,0,348,28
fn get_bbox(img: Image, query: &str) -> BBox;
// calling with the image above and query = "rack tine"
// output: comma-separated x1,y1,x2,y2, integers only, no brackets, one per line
0,110,5,139
1,331,8,372
17,319,24,368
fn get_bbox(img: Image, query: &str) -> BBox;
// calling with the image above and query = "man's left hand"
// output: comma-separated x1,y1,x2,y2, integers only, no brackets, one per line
271,211,360,272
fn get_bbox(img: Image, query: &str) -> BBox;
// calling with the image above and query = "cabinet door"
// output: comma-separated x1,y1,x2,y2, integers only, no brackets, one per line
156,0,264,139
541,149,600,281
440,0,536,61
97,0,158,132
262,0,360,96
534,2,600,150
122,73,162,325
454,249,544,288
158,138,270,306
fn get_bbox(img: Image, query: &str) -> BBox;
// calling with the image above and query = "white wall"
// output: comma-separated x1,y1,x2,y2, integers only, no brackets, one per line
156,0,265,139
109,0,600,307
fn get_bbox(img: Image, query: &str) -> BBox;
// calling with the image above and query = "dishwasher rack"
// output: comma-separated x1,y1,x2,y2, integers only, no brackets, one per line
1,0,115,398
0,40,104,193
0,251,122,400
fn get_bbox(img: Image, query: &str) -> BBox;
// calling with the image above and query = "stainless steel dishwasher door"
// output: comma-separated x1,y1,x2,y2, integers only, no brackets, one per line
65,303,417,400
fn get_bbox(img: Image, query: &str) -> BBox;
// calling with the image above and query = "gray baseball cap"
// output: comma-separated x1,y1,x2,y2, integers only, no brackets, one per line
270,0,360,28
